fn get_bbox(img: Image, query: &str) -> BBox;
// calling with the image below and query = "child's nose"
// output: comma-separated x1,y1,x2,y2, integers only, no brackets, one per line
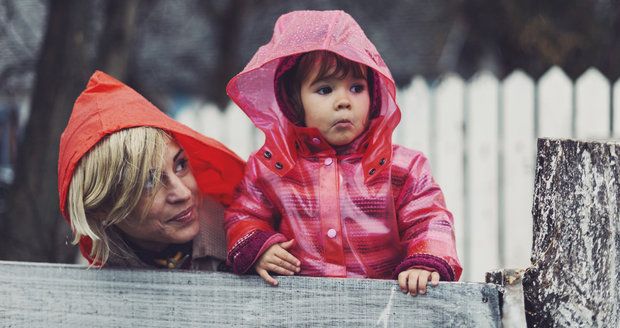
335,92,351,110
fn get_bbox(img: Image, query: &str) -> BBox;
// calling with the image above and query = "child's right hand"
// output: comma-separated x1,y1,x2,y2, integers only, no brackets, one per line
255,239,301,286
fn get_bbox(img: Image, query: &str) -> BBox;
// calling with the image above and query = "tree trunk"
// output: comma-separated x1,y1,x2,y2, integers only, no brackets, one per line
0,0,95,262
202,0,246,109
96,0,140,80
523,138,620,327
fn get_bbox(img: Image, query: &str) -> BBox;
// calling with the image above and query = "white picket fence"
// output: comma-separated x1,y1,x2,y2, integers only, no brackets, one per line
175,66,620,282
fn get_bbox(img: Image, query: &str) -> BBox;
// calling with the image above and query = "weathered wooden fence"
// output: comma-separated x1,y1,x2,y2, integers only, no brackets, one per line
175,67,620,282
0,261,502,327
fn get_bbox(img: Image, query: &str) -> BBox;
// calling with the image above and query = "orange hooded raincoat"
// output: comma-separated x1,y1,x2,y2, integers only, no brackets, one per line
58,71,245,265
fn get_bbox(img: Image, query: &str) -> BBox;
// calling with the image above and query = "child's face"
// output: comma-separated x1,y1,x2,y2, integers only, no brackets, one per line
300,62,370,146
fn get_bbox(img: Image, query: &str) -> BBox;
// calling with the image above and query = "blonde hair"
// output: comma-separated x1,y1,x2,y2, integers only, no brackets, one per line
67,127,171,265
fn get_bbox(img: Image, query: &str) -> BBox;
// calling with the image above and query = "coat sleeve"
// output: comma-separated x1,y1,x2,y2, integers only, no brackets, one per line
224,156,287,274
392,155,463,281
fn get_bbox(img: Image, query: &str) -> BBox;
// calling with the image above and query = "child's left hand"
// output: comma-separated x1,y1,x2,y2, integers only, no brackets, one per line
397,268,440,296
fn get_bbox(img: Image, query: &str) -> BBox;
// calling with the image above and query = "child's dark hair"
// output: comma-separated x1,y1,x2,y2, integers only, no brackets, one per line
276,51,377,126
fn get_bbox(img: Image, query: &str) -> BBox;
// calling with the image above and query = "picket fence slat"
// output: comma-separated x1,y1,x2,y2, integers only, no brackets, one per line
433,74,467,279
538,66,573,138
175,101,202,132
614,79,620,138
575,68,610,138
224,103,255,161
502,70,535,270
199,104,226,142
467,72,500,281
395,77,431,154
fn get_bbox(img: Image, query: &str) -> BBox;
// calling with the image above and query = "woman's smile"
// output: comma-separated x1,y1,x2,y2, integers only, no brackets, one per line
167,206,196,224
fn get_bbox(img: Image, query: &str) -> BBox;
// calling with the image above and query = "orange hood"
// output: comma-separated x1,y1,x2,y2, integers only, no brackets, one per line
58,71,245,261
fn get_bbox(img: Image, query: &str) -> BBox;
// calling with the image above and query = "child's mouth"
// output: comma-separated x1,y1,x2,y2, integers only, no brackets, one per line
332,119,353,128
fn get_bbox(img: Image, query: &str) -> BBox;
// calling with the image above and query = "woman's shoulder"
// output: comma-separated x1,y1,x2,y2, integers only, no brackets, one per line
192,196,228,261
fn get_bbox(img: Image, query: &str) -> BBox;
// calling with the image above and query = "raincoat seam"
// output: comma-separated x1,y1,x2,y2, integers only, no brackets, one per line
322,13,338,49
334,161,343,272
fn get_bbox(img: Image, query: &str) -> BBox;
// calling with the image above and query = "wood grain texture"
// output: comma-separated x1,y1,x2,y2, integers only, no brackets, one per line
467,72,500,281
0,261,500,327
524,138,620,327
434,74,466,279
502,70,535,271
485,269,527,328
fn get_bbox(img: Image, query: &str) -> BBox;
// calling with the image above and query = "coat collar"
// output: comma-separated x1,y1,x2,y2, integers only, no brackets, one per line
256,117,393,182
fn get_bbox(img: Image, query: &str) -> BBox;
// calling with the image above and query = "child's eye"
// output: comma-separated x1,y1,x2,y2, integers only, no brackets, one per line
351,84,365,93
316,86,332,95
174,158,189,174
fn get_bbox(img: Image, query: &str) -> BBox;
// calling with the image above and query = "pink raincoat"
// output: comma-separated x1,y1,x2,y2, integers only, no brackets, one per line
225,10,462,280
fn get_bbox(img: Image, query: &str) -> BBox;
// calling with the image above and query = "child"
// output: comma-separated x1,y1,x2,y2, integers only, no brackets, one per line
225,10,462,295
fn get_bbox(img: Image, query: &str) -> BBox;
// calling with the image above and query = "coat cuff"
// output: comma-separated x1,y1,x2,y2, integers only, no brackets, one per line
227,230,286,274
392,254,456,281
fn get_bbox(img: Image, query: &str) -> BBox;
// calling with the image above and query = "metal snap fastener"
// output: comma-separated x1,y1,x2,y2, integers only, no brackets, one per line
264,151,272,159
312,137,321,145
324,158,333,166
275,162,283,170
327,229,337,238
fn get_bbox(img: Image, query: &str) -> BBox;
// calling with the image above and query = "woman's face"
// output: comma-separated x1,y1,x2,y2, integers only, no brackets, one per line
117,139,200,251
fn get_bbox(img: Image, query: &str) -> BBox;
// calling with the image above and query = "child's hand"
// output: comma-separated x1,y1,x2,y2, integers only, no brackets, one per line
397,268,440,296
255,239,301,286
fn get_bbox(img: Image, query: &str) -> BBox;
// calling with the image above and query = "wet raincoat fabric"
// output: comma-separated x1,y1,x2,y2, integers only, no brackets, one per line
58,71,245,266
225,10,462,280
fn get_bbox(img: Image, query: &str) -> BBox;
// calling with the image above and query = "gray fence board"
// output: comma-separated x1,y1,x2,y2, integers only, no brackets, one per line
0,261,500,327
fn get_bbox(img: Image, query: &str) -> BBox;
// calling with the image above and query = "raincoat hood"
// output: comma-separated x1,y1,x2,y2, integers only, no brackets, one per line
58,71,245,261
226,10,401,181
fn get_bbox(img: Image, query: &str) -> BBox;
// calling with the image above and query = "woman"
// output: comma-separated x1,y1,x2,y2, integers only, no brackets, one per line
58,71,245,270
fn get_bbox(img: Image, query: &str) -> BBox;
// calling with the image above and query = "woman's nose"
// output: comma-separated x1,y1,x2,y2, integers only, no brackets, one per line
166,177,192,203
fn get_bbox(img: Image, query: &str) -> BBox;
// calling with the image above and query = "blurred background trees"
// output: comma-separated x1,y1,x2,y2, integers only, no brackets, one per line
0,0,618,262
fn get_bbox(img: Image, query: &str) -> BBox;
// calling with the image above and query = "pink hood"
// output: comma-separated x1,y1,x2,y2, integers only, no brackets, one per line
227,10,401,182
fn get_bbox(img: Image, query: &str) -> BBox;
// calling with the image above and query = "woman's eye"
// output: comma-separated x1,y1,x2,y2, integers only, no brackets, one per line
145,175,155,191
351,84,365,93
317,86,332,95
145,169,159,192
174,158,188,173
